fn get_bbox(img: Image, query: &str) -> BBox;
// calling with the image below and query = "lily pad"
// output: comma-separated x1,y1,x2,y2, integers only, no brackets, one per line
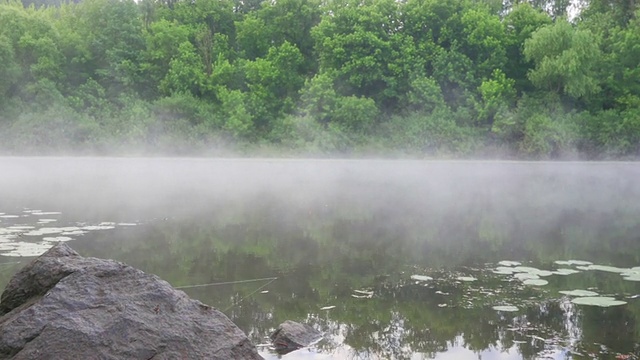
553,268,581,275
61,231,86,236
457,276,477,282
353,289,374,296
498,261,521,267
513,266,540,273
514,273,540,280
554,260,592,266
82,225,115,231
622,274,640,282
492,305,519,312
569,260,593,266
2,242,53,257
559,289,599,297
571,296,627,307
42,236,74,242
493,266,517,275
410,275,432,282
523,279,548,286
24,228,63,236
532,270,554,277
586,264,629,273
320,306,336,310
31,211,61,215
7,226,35,230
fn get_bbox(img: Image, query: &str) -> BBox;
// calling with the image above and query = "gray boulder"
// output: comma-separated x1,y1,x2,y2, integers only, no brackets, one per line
270,320,322,355
0,243,263,360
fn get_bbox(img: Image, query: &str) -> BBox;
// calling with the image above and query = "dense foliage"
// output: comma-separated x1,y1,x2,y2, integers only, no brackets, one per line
0,0,638,158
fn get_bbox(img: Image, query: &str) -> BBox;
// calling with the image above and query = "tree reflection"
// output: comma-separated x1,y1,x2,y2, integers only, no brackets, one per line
3,163,640,359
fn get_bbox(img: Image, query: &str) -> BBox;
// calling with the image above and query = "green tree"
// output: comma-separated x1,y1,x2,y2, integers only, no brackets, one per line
73,0,146,98
503,3,552,94
143,19,191,95
312,0,412,109
476,69,516,125
524,19,601,99
160,41,206,96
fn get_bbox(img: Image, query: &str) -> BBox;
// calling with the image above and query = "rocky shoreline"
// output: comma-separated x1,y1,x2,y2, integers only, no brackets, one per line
0,244,263,359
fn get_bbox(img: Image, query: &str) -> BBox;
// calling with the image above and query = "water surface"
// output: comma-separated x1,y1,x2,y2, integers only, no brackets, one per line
0,158,639,359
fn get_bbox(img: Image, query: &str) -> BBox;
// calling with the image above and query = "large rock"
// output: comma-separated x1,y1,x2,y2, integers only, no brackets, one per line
270,320,322,355
0,243,263,360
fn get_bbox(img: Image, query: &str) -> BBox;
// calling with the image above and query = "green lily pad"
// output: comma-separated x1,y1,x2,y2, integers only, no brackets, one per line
513,266,540,273
533,270,554,277
493,266,517,274
570,260,594,266
553,268,581,275
523,279,548,286
623,274,640,281
493,269,514,275
559,289,599,297
498,260,521,267
411,275,432,282
457,276,477,282
514,273,540,280
556,260,595,266
492,305,519,312
586,264,629,273
571,296,627,307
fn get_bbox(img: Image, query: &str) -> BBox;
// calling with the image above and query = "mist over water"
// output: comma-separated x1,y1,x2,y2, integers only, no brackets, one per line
1,157,639,359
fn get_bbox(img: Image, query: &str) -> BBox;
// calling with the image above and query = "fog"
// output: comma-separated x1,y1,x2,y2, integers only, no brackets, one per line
2,157,640,359
2,157,639,249
1,157,638,222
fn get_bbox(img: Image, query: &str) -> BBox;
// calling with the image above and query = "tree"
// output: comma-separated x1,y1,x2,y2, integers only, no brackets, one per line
143,19,191,94
73,0,146,98
524,19,601,99
503,3,552,94
159,42,206,96
476,69,516,125
312,0,411,109
580,0,638,26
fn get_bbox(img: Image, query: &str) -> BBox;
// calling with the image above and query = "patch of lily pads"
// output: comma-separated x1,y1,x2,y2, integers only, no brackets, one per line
559,290,599,297
410,275,432,282
0,213,141,257
554,260,593,266
493,258,640,288
493,305,519,312
489,259,640,308
523,279,548,286
492,262,566,285
498,261,521,267
570,296,627,307
553,268,581,275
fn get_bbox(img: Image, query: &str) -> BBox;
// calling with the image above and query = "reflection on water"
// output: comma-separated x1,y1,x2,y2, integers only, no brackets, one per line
0,158,639,359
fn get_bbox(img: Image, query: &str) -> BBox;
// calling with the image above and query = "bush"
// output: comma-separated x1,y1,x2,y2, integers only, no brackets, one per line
379,107,479,156
4,105,101,154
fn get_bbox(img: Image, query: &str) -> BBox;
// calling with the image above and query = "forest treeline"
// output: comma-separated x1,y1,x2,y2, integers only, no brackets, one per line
0,0,638,157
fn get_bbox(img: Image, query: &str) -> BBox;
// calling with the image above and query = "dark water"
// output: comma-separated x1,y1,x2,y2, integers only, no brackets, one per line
1,158,639,359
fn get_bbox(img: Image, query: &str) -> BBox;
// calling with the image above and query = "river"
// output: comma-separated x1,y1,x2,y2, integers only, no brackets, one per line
0,158,639,359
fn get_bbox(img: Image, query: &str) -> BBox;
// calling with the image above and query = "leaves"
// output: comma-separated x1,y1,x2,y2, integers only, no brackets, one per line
0,0,638,156
524,19,602,98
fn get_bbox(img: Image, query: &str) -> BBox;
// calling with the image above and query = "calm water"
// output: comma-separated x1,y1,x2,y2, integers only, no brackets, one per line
1,158,639,359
